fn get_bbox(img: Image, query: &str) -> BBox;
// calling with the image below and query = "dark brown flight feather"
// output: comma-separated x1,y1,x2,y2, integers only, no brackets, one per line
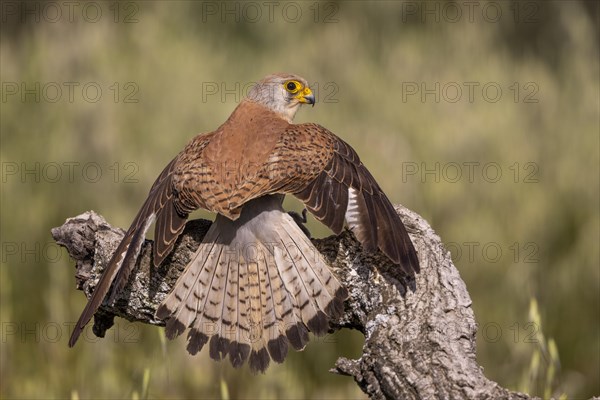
69,73,419,373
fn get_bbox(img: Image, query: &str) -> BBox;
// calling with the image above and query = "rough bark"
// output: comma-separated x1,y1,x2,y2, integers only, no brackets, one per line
51,208,534,400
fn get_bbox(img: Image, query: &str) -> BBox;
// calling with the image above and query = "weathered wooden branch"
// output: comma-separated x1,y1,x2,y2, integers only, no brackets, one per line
51,208,534,400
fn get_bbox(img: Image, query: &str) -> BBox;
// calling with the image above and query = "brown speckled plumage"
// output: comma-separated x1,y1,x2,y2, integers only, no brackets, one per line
69,73,419,373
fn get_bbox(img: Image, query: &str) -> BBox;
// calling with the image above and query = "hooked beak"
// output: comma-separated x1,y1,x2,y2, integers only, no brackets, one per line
296,87,315,107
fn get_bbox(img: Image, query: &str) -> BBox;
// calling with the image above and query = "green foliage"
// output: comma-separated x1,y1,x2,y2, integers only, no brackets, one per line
1,1,598,398
520,298,566,399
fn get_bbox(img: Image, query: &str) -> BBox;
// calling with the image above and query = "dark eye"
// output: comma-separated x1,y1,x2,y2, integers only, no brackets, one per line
286,81,297,91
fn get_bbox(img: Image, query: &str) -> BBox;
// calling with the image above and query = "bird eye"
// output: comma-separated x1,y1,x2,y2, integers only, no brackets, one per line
285,81,299,93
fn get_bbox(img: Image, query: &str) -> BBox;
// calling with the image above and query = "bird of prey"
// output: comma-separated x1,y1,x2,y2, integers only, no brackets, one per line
69,73,420,373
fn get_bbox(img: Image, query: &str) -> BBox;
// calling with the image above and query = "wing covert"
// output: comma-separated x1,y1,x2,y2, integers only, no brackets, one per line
277,124,420,274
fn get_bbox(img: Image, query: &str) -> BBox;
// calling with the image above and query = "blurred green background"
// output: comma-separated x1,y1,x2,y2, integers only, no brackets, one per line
1,1,598,399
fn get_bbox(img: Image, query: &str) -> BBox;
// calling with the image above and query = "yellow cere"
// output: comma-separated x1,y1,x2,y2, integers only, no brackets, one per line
295,87,313,103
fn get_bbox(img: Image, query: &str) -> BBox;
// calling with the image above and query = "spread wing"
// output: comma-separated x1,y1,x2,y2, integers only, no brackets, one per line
68,132,214,347
289,125,420,273
208,122,420,274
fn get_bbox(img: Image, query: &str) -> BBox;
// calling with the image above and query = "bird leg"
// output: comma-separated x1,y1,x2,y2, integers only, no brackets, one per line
288,208,311,238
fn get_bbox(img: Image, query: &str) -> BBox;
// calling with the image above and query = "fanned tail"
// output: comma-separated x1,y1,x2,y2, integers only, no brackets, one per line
156,195,347,373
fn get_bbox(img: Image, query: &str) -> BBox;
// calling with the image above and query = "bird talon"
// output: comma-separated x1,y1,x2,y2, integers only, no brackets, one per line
301,208,308,223
288,209,311,238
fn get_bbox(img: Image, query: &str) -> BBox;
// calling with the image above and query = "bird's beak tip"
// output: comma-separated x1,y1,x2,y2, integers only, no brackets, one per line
299,87,315,107
305,93,316,107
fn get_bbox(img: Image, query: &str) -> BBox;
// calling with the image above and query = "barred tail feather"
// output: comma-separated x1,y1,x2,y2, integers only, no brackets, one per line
156,195,348,373
279,221,347,325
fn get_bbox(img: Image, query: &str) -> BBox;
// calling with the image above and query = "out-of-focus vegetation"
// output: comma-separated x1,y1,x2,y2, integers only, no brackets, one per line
1,1,598,398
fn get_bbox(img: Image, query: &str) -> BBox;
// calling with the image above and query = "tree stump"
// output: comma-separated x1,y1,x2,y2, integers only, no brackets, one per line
51,207,534,400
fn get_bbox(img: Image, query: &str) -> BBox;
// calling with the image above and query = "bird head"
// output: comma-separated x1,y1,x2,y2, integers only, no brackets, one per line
247,73,315,122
